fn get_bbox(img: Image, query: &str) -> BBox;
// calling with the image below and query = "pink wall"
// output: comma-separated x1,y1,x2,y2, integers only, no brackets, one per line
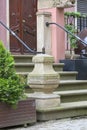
65,6,75,12
51,8,65,62
0,0,7,47
38,8,65,62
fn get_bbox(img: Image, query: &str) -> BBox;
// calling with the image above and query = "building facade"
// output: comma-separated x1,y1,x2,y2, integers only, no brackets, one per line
0,0,76,62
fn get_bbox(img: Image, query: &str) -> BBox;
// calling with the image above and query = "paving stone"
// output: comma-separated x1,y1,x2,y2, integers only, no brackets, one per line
9,117,87,130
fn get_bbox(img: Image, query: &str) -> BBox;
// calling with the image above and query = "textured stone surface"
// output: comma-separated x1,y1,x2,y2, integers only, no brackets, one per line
10,117,87,130
27,54,60,110
36,12,52,55
26,92,60,109
38,0,75,9
28,54,60,93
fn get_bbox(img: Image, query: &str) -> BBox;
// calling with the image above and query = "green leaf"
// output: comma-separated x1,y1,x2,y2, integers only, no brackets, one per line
0,41,25,106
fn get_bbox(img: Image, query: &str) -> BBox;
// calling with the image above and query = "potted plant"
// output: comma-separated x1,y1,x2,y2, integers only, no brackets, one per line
0,41,36,128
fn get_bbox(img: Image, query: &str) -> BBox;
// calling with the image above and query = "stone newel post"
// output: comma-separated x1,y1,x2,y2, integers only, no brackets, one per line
37,12,52,55
27,54,60,109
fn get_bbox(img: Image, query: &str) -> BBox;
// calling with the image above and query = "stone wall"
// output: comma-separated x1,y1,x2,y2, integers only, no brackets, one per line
38,0,75,9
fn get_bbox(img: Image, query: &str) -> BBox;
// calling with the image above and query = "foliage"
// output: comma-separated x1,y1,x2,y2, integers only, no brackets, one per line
64,12,87,18
64,12,83,49
0,41,25,106
64,12,81,18
64,11,87,50
65,24,77,49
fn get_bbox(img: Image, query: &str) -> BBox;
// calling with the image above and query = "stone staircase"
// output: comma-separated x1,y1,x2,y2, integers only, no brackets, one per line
14,55,87,121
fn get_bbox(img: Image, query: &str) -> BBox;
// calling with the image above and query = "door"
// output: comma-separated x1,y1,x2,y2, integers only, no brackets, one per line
9,0,37,54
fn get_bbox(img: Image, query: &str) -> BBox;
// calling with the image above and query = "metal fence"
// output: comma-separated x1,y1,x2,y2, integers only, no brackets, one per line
64,13,87,50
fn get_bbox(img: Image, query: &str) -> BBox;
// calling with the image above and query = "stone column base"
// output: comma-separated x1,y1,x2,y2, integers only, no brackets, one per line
26,92,60,110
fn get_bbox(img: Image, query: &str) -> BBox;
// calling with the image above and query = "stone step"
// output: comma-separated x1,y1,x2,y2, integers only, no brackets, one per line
53,63,64,71
15,63,34,73
17,71,78,81
56,80,87,91
54,89,87,103
15,63,64,73
37,101,87,121
58,71,78,80
13,55,33,63
13,55,64,71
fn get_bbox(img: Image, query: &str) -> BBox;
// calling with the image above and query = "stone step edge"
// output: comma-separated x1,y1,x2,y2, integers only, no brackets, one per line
15,63,34,66
58,71,78,75
54,89,87,96
17,71,78,75
60,80,87,84
37,101,87,112
15,63,64,66
13,54,34,58
37,101,87,121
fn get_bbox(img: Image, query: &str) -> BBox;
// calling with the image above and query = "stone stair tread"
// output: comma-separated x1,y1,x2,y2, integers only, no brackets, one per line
54,89,87,96
17,72,29,75
60,80,87,84
17,71,78,75
13,54,34,57
15,63,34,66
61,101,87,110
58,71,78,74
15,62,64,65
53,63,64,66
37,100,87,120
37,101,87,111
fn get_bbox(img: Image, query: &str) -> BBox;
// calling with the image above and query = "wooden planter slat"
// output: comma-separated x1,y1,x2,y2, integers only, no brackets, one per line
0,98,36,128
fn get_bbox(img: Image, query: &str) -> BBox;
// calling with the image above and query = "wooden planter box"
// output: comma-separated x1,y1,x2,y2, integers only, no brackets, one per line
0,98,36,128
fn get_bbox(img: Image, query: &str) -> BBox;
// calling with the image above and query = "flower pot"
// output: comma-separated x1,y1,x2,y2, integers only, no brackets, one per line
0,98,36,128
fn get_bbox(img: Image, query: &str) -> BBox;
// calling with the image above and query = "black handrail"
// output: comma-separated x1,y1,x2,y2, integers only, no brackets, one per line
0,21,45,54
46,22,87,47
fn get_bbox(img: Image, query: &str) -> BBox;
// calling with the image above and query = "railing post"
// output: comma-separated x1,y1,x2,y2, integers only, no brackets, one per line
27,54,60,110
36,12,52,55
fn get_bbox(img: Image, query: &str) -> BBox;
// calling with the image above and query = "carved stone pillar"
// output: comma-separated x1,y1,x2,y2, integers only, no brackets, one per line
27,54,60,109
37,12,52,55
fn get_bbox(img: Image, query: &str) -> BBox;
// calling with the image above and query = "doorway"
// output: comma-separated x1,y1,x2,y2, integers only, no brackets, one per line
9,0,37,54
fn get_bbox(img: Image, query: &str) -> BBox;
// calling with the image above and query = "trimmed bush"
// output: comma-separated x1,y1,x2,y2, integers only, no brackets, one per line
0,41,25,106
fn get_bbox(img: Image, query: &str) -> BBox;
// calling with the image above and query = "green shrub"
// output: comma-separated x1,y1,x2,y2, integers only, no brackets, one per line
0,41,25,106
65,24,77,49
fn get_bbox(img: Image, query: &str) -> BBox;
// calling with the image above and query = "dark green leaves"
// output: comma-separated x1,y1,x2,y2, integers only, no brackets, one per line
0,41,25,106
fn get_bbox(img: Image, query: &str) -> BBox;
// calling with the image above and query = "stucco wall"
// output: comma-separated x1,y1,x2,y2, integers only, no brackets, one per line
38,8,65,62
0,0,7,47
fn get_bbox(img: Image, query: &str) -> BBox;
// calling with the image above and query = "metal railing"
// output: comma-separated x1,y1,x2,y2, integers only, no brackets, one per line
65,14,87,32
46,22,87,58
64,13,87,50
46,22,87,47
0,21,45,54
